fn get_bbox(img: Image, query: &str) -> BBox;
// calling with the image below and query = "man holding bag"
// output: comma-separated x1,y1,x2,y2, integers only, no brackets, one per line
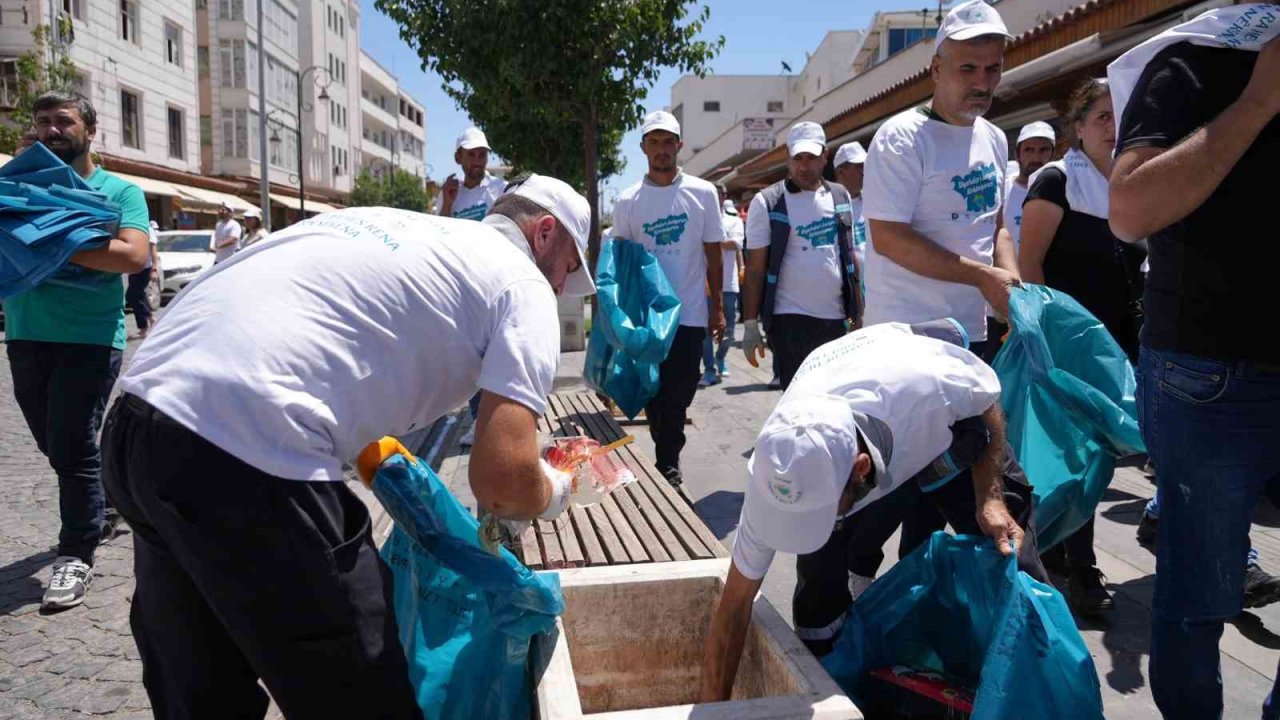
100,176,593,719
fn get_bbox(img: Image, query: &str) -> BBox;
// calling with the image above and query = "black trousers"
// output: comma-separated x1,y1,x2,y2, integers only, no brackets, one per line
645,325,705,477
101,395,422,720
769,314,847,390
125,268,153,331
7,340,121,565
844,480,948,578
793,442,1046,657
1042,517,1098,576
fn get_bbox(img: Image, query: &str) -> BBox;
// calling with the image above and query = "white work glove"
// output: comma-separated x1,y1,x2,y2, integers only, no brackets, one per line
742,319,767,368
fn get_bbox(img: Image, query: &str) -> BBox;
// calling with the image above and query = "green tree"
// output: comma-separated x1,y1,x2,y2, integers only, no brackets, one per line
375,0,722,259
348,168,428,212
0,23,79,154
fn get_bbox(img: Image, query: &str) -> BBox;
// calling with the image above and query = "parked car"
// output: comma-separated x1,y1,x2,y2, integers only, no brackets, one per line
156,230,215,304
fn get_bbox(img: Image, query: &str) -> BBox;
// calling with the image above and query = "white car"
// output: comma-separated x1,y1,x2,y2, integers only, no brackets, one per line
156,230,215,303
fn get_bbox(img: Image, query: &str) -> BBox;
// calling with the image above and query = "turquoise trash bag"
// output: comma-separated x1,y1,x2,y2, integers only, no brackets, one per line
583,237,681,418
992,285,1145,550
369,453,564,720
822,533,1104,719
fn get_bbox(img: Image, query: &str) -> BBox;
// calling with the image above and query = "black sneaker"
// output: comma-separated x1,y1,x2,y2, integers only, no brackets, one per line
661,468,684,489
1068,567,1115,615
101,507,128,544
1243,564,1280,609
1136,512,1158,546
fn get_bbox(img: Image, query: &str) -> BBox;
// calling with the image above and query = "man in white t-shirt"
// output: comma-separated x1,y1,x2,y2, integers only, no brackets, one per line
610,110,725,486
863,0,1018,361
436,126,507,221
699,322,1045,701
833,141,869,295
700,192,745,386
741,122,862,390
99,176,594,717
1000,121,1056,256
211,202,242,263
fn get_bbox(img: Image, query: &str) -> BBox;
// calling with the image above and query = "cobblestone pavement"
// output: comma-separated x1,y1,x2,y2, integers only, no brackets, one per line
0,329,151,719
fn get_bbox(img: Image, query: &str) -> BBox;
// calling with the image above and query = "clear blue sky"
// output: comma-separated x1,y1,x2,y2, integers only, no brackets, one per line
358,0,932,207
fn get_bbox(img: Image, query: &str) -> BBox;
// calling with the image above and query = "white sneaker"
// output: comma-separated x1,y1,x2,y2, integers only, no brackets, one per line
847,573,875,602
459,425,476,446
43,556,93,610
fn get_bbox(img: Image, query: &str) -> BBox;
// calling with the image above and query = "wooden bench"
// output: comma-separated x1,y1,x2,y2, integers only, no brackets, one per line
518,392,729,570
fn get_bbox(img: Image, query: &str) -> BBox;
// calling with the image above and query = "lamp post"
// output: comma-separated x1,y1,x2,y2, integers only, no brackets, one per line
257,64,332,229
293,66,334,216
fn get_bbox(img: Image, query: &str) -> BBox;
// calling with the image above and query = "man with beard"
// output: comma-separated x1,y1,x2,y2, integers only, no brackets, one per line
740,123,863,390
2,91,150,610
999,121,1056,257
436,126,507,221
610,110,724,487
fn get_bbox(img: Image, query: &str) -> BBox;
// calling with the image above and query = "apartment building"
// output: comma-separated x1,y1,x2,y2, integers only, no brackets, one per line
359,50,425,180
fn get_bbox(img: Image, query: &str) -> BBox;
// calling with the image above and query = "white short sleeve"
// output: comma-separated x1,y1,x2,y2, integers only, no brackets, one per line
230,222,243,240
477,279,561,416
730,509,777,581
725,217,745,249
864,121,925,224
702,187,727,245
745,193,771,251
936,346,1003,424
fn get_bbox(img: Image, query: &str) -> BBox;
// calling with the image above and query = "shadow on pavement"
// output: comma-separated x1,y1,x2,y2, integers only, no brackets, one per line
1087,574,1155,696
1230,612,1280,650
1103,496,1149,526
724,384,773,396
693,490,744,540
0,549,57,616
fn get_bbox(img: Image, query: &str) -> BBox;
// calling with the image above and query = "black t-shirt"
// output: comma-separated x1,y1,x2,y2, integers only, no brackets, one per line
1025,167,1145,361
1116,43,1280,363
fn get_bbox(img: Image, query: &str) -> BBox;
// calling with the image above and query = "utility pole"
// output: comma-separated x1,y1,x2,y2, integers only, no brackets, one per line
256,0,270,230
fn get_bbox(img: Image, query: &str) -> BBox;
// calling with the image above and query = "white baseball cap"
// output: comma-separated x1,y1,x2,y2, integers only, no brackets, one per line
787,122,826,158
640,110,681,139
1016,121,1056,147
456,127,490,151
742,395,866,555
244,207,262,220
833,141,867,168
722,199,738,216
935,0,1011,52
506,174,595,296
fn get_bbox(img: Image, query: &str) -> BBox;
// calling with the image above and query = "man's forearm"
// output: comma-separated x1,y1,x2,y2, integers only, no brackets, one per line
71,237,148,274
705,246,723,305
742,248,768,320
870,220,991,289
1111,97,1274,242
973,403,1007,504
700,565,762,702
993,228,1018,276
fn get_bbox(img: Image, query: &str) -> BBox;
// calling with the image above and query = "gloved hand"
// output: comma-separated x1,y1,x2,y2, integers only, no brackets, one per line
538,458,574,521
742,319,767,367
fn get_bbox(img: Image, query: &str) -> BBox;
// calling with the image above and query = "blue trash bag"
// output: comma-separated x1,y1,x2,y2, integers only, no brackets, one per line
368,452,563,720
822,533,1104,719
583,237,681,418
991,285,1145,550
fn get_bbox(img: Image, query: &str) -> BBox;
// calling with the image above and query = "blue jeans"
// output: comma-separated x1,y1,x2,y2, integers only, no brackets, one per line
702,292,738,376
7,340,122,565
1145,491,1260,568
1139,347,1280,719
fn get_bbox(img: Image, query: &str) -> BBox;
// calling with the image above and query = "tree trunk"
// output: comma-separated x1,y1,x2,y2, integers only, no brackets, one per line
584,101,601,278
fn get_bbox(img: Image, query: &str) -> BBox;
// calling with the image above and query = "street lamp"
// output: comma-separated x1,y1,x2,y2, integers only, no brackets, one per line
293,66,334,216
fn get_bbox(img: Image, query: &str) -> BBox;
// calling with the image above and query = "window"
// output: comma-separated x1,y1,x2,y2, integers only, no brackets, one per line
219,39,247,88
168,107,184,159
61,0,83,21
200,115,212,145
197,46,209,76
120,0,139,45
72,71,90,100
220,108,261,160
703,101,720,112
121,89,141,148
887,27,937,57
767,101,784,113
218,0,244,20
264,0,297,57
165,22,183,66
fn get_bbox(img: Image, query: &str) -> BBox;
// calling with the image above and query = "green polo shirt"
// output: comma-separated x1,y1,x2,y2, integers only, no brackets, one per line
1,167,150,350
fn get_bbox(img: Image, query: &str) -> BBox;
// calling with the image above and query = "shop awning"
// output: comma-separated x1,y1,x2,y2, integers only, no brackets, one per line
113,171,182,197
177,185,259,215
270,193,337,214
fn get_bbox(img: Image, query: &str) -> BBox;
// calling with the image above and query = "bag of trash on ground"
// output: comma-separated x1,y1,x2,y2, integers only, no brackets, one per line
583,237,681,418
992,285,1145,550
356,438,563,720
822,533,1103,720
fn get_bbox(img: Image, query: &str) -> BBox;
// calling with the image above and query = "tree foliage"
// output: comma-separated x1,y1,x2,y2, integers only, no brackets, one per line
0,24,79,154
348,169,429,212
375,0,723,251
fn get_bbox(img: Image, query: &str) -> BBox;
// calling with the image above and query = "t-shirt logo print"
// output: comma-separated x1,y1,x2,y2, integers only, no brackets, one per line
642,213,689,246
769,475,802,505
453,202,488,221
950,163,999,213
796,216,838,248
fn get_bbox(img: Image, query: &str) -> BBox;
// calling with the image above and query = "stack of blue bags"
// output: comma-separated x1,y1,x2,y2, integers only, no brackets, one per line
0,142,123,299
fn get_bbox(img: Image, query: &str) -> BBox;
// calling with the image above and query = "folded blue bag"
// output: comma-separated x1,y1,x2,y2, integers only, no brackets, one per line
583,237,681,418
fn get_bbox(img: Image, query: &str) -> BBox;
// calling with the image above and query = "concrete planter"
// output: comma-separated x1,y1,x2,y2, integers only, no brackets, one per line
532,559,861,719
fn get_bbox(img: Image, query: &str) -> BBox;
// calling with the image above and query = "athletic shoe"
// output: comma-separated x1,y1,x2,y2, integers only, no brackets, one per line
1068,567,1115,615
1136,511,1158,546
1244,564,1280,609
42,557,93,610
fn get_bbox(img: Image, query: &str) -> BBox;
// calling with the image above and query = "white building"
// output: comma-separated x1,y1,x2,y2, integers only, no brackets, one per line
297,0,361,196
0,0,202,217
358,50,425,180
669,75,792,164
